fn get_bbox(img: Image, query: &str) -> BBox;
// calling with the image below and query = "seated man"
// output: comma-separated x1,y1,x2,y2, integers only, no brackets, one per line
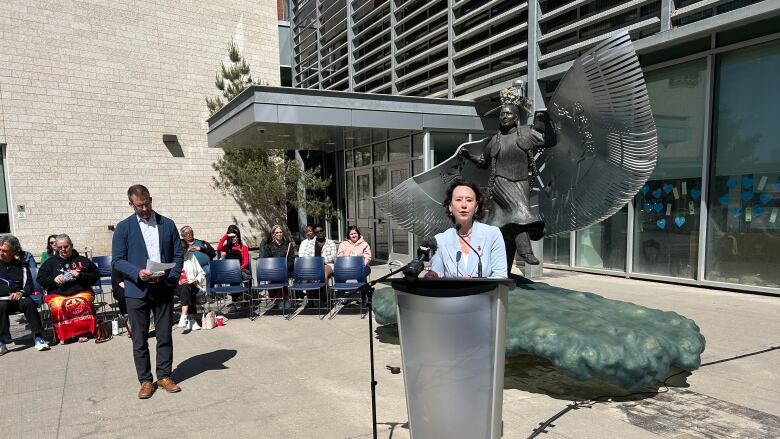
0,234,49,354
37,234,100,343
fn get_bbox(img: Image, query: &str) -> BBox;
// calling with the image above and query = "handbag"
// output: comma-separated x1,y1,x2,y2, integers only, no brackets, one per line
202,311,217,330
94,319,112,343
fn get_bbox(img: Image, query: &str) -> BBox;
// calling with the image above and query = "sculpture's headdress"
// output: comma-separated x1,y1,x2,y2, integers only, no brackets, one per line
499,85,531,111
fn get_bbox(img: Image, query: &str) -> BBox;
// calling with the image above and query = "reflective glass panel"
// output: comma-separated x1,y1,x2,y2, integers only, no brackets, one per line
706,41,780,288
543,233,570,266
575,206,628,271
633,59,706,279
389,136,410,161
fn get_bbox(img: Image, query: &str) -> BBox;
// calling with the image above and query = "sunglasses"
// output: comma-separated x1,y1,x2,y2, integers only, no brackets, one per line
314,229,325,234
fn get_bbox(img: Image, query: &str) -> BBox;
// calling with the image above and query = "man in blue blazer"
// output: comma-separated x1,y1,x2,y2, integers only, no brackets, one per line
112,184,184,399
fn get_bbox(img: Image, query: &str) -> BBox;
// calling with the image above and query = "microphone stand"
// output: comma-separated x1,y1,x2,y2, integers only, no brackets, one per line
361,262,409,439
456,223,483,278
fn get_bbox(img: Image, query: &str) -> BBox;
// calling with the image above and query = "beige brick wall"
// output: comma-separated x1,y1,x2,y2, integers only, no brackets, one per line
0,0,280,257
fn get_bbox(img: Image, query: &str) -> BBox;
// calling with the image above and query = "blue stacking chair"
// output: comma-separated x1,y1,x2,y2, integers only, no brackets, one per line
91,256,114,319
207,259,251,318
329,256,368,319
251,257,289,320
288,256,326,320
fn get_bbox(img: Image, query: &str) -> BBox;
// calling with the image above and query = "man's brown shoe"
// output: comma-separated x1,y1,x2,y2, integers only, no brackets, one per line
157,377,181,393
138,381,155,399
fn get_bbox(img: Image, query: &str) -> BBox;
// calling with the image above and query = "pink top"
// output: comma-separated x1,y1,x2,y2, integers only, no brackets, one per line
337,237,372,266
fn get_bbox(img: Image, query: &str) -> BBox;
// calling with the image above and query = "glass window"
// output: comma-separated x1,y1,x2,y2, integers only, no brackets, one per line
543,233,570,266
345,149,354,169
373,166,387,196
345,171,354,220
575,206,628,271
706,41,780,288
373,142,387,163
412,132,424,158
356,172,371,219
389,136,410,161
355,146,371,166
432,132,468,165
633,59,707,279
372,128,387,142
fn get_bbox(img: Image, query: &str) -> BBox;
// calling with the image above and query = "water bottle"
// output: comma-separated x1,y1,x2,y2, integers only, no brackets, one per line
111,319,119,336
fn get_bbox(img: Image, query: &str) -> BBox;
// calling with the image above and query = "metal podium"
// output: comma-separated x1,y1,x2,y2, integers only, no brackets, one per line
390,278,513,439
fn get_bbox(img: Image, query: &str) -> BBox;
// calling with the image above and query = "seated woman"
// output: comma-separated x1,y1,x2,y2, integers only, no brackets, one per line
217,225,251,306
337,225,372,276
37,234,100,342
177,239,207,330
264,225,296,276
428,180,507,279
40,235,58,265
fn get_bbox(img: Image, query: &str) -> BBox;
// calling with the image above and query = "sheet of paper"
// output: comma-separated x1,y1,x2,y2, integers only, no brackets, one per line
146,260,175,277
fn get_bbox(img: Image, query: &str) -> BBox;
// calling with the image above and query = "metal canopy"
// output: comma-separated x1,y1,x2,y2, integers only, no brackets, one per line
206,86,498,150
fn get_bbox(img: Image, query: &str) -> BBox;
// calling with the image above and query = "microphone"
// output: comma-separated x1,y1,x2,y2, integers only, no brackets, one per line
403,237,438,282
455,223,482,278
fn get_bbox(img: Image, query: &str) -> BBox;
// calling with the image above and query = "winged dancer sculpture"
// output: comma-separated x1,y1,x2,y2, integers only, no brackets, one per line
374,32,657,269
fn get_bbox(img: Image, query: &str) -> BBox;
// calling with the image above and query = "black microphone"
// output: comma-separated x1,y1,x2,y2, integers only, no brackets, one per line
403,237,438,282
455,223,482,278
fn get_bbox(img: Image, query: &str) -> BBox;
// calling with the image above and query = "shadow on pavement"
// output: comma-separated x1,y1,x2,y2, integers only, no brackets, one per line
172,348,237,383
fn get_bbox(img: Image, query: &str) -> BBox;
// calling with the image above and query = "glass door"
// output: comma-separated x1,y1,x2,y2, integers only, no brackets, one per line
388,162,411,260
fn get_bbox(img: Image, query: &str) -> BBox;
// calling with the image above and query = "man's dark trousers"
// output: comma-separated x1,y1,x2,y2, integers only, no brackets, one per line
0,297,44,343
126,284,174,383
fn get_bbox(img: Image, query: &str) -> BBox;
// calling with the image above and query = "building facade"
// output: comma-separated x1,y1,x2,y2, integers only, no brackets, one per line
0,1,281,256
282,0,780,294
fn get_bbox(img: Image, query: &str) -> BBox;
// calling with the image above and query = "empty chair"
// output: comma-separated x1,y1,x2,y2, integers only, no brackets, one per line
288,256,326,319
251,257,289,320
329,256,368,319
91,256,114,319
207,259,251,318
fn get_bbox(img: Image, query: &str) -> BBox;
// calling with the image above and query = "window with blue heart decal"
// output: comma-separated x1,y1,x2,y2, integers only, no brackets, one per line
730,207,743,218
654,202,664,213
656,218,667,229
663,183,673,194
641,185,649,195
643,202,653,213
759,192,772,204
742,176,753,189
674,216,686,228
740,191,754,202
753,205,765,216
690,188,701,201
719,194,730,205
726,179,738,189
652,188,662,198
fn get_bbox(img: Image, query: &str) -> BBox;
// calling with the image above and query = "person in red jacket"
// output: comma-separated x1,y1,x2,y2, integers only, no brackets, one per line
217,225,250,310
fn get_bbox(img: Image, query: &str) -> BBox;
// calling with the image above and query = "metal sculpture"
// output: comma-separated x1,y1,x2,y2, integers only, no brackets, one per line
374,32,657,251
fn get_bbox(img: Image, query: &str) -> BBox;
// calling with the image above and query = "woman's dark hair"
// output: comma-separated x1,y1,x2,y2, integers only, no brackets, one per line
181,239,190,252
46,234,58,255
347,225,362,239
226,224,243,246
442,180,487,222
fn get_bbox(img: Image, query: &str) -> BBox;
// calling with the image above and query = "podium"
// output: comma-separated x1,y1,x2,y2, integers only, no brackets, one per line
390,278,513,439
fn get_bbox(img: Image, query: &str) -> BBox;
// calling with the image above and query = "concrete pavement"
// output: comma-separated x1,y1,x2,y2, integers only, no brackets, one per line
1,269,778,438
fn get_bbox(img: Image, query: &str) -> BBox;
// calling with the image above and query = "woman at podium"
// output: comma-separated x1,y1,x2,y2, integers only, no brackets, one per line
428,181,507,278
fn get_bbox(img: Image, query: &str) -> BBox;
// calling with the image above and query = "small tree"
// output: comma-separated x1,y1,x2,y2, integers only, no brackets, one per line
206,40,253,116
207,40,334,237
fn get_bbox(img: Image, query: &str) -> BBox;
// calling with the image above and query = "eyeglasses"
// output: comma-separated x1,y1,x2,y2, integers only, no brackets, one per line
131,201,151,209
314,229,325,234
48,241,56,245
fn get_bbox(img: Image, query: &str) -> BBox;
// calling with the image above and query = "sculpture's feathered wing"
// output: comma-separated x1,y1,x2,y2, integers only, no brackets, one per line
374,32,657,237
